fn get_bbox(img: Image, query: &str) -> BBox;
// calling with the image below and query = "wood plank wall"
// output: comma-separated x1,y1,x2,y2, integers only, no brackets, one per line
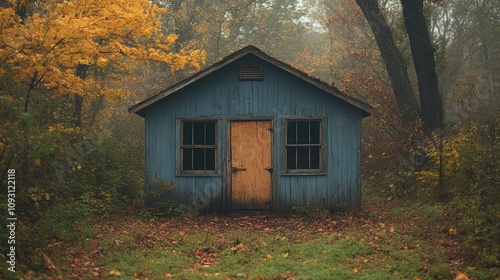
144,54,363,213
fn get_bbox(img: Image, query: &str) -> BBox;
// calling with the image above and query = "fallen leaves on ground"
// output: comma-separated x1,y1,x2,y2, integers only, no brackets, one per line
108,269,122,277
31,200,469,279
194,247,217,267
43,253,57,271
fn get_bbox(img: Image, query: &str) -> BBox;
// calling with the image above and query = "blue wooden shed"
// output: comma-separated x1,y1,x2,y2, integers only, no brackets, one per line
129,45,373,214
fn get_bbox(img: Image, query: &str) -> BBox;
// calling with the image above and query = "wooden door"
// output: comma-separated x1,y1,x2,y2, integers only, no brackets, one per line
230,121,272,210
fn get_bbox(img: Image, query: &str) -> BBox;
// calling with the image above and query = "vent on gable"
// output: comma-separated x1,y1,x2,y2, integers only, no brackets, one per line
239,65,262,81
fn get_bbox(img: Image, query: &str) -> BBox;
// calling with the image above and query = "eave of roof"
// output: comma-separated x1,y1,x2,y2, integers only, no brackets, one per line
129,45,374,118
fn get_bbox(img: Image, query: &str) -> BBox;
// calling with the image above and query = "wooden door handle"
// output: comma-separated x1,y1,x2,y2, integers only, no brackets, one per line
232,166,247,174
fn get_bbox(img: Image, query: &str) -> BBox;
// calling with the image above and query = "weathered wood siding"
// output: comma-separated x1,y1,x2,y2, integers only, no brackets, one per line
144,54,363,213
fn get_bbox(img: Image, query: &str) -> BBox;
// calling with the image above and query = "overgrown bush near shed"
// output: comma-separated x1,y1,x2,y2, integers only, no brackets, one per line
415,122,499,267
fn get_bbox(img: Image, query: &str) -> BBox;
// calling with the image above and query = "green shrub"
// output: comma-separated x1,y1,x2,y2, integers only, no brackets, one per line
69,131,144,206
432,123,500,267
144,180,182,217
447,196,500,267
38,199,94,245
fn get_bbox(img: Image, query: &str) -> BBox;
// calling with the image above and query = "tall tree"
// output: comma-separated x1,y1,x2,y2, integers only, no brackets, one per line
0,0,207,192
402,0,444,134
356,0,446,135
355,0,420,125
440,0,499,123
0,0,206,127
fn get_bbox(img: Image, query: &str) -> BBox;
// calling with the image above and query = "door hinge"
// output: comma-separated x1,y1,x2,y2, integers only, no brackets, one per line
266,127,274,132
264,167,273,173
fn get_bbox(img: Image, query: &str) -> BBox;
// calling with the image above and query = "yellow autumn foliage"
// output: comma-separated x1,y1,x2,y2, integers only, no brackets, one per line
415,134,460,192
0,0,206,100
415,126,487,197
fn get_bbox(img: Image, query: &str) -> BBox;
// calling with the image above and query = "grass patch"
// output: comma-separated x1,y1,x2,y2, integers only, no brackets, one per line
19,198,500,279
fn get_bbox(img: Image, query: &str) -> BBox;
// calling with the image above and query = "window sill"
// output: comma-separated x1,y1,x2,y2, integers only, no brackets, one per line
176,172,221,177
281,172,327,176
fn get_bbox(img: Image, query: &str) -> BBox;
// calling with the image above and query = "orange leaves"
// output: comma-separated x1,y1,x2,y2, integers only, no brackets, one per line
187,49,205,70
230,243,247,254
108,269,122,277
43,253,57,271
324,0,364,26
194,247,217,267
455,271,470,280
0,0,205,102
0,7,18,30
166,49,206,72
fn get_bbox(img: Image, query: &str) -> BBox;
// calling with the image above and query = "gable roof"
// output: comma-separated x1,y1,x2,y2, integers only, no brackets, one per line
129,45,374,117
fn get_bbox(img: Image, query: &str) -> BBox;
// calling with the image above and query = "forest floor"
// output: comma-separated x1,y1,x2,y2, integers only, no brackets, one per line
25,193,499,280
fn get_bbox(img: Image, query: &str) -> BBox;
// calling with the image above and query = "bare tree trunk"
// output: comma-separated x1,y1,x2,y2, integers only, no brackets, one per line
402,0,444,135
356,0,420,125
74,64,89,127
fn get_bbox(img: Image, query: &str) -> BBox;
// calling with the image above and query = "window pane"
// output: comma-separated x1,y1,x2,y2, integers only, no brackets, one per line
192,148,205,170
297,146,310,169
287,121,296,144
310,146,320,169
285,119,322,172
182,148,193,170
310,121,320,144
205,122,216,145
183,122,193,145
181,120,218,173
193,122,205,145
287,147,297,169
205,148,215,170
296,121,309,144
